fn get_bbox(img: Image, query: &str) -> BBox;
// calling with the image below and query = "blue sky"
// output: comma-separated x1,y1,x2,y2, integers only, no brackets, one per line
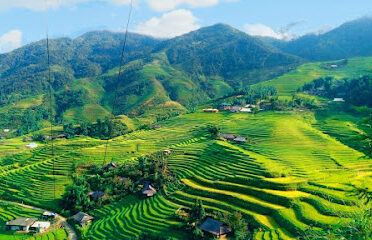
0,0,371,53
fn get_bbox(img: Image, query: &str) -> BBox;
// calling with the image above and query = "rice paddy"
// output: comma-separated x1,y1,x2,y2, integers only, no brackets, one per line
0,108,370,239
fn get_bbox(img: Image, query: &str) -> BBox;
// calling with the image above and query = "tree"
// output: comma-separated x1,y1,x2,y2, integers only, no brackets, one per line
224,211,249,240
206,124,220,139
188,199,206,224
63,123,75,139
62,183,92,213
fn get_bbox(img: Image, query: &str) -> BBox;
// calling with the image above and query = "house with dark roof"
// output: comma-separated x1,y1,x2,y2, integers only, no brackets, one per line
200,217,232,238
104,162,117,171
72,212,94,227
141,182,157,197
88,191,105,201
221,133,235,141
6,217,37,231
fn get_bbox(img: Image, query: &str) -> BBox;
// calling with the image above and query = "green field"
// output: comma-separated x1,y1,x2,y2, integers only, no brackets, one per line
255,57,372,96
0,57,371,239
0,109,370,239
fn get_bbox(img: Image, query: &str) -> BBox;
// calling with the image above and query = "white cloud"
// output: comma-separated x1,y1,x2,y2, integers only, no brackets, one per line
0,0,236,12
0,30,22,53
135,9,200,38
146,0,236,12
243,24,283,39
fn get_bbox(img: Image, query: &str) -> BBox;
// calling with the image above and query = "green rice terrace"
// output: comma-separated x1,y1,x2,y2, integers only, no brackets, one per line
0,107,370,239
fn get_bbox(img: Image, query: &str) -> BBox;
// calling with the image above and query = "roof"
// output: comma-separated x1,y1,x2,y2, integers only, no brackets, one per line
234,137,247,142
26,143,38,148
72,212,94,223
221,133,235,140
31,221,50,229
88,191,105,200
42,211,55,217
141,182,157,197
333,98,345,102
200,218,231,236
6,217,37,227
240,108,252,112
105,162,117,169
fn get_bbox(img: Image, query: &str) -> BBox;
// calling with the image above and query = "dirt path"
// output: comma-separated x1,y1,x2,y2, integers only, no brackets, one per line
0,200,77,240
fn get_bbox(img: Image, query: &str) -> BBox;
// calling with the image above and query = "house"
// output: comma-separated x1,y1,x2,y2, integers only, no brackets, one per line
104,162,117,170
57,134,67,139
30,221,51,233
6,217,37,231
240,107,252,113
164,149,172,155
200,217,232,238
88,191,105,201
221,133,235,141
330,64,338,68
219,103,231,110
3,129,10,133
230,106,242,113
333,98,345,102
26,143,38,149
141,182,157,197
203,108,219,113
72,212,94,227
234,137,247,143
42,211,56,220
152,124,161,130
23,137,33,142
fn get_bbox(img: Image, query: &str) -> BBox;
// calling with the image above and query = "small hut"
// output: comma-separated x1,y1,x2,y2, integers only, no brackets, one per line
200,217,232,238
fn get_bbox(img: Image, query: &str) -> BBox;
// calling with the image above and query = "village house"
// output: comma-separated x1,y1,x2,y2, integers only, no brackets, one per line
72,212,94,227
221,133,235,141
240,107,252,113
42,211,56,220
234,137,247,143
203,108,219,113
333,98,345,102
6,217,37,231
30,221,51,233
141,182,157,197
88,191,105,201
26,143,38,149
104,162,118,171
23,137,33,142
218,102,231,110
3,129,10,133
230,106,242,113
200,217,232,238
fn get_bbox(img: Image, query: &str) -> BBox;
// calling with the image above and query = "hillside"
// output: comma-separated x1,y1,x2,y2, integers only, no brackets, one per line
0,24,304,130
269,17,372,61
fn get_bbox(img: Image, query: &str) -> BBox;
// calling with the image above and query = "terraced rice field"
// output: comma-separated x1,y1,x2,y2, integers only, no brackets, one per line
0,110,370,239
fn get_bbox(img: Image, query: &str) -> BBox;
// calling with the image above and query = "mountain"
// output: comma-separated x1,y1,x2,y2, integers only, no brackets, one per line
270,17,372,61
0,23,302,126
0,31,160,102
155,23,302,87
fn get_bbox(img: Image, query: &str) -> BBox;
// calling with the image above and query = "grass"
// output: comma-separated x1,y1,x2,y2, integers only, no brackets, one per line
255,57,372,96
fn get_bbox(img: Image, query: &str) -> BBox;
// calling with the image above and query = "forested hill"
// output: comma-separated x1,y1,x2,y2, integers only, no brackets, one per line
0,23,301,119
0,31,159,102
268,17,372,61
154,23,302,86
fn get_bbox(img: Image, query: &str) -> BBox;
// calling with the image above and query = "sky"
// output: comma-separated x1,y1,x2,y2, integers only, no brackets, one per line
0,0,371,53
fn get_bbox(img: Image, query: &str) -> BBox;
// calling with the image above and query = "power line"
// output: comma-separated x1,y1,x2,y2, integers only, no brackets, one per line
102,0,134,167
45,0,56,200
